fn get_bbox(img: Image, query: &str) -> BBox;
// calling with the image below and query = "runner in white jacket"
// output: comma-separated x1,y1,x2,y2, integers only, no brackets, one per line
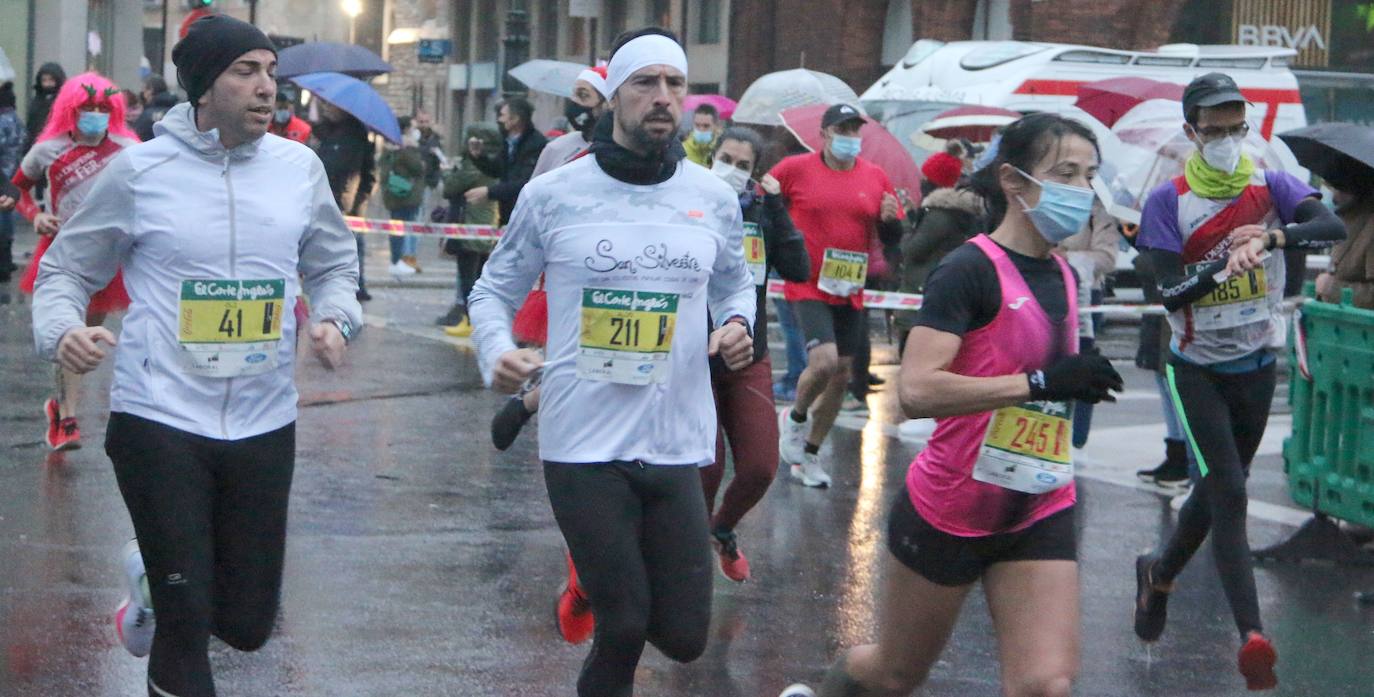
30,15,360,697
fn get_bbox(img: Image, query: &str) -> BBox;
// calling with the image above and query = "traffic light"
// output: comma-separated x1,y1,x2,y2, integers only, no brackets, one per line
185,0,214,9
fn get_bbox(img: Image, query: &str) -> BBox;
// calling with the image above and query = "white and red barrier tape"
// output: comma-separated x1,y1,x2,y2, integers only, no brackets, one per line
347,216,1186,316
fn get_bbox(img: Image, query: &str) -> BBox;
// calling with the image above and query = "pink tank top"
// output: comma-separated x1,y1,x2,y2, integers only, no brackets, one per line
907,234,1079,537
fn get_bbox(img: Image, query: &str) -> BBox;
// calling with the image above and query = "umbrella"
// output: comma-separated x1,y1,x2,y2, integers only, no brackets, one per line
732,69,859,126
1277,122,1374,185
920,105,1020,142
277,42,392,79
1074,77,1183,128
779,103,922,196
289,72,401,144
508,59,588,98
1093,98,1306,224
684,94,737,121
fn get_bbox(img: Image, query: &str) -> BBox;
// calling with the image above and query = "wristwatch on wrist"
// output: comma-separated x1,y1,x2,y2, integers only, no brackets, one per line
724,315,753,338
1264,230,1279,251
326,318,353,344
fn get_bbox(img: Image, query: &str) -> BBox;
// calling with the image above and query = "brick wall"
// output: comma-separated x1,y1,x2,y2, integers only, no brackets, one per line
379,0,451,130
1012,0,1186,49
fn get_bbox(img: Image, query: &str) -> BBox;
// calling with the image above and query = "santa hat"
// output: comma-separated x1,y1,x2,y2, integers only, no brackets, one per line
576,65,609,98
921,151,963,189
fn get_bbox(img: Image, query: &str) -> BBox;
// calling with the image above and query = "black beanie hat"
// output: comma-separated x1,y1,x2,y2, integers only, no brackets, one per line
172,14,277,107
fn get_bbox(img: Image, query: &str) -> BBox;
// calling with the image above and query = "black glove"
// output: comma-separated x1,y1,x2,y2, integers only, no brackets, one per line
1027,352,1124,404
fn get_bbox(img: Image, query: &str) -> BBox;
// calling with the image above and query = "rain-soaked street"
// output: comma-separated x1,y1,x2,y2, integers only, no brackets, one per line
2,239,1373,697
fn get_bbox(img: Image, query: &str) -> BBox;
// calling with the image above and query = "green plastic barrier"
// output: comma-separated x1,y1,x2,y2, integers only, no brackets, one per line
1284,286,1374,528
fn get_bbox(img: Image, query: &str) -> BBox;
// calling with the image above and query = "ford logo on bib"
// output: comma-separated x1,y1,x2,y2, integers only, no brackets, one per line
245,353,268,364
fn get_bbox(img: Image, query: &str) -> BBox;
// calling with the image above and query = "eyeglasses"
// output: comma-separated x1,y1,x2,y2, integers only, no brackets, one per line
1193,122,1249,140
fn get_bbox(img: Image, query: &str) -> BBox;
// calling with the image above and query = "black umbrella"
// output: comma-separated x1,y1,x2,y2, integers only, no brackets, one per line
276,42,392,79
1277,122,1374,186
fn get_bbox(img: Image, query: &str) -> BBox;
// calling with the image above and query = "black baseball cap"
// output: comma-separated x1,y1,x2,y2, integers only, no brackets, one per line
1182,72,1246,118
821,103,866,130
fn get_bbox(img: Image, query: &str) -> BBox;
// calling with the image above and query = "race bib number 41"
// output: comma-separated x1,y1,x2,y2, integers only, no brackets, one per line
177,279,286,378
972,400,1074,495
577,288,679,385
817,248,867,298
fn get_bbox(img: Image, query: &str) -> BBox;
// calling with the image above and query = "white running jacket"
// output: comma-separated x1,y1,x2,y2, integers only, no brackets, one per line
32,102,362,440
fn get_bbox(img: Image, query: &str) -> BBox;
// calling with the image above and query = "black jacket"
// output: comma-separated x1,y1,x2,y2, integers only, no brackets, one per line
313,115,377,216
472,127,548,224
135,91,180,142
23,62,65,154
898,187,984,295
710,189,811,375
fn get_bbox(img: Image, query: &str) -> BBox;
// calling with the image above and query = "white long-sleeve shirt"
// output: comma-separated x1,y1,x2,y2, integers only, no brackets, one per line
469,156,756,465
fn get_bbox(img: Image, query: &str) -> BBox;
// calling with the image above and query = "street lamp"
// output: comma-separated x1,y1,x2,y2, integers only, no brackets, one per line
342,0,363,44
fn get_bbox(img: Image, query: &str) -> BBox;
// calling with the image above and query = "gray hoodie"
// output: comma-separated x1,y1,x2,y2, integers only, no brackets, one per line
32,102,361,440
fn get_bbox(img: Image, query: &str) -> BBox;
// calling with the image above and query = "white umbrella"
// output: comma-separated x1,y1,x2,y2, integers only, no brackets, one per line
732,68,859,126
0,47,15,84
508,59,589,98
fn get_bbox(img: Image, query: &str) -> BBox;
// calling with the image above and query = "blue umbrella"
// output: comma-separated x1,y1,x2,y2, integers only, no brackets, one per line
289,72,401,144
277,42,392,79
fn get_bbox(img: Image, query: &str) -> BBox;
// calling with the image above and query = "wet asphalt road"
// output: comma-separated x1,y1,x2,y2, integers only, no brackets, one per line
2,234,1373,697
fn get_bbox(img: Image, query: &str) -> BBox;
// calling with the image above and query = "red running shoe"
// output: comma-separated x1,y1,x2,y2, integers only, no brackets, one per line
44,400,81,452
1238,631,1278,691
712,530,751,583
556,552,594,644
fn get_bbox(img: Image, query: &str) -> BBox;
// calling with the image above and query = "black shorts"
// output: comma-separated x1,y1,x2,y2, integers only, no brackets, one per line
885,490,1077,587
793,300,865,357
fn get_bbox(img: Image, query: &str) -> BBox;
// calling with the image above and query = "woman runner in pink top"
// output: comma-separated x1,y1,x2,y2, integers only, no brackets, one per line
783,114,1122,697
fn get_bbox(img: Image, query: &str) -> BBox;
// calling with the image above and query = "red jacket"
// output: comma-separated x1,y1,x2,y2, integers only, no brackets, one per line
269,115,312,145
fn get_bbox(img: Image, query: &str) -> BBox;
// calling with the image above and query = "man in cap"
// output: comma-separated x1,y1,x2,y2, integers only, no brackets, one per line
31,14,360,697
468,26,755,696
772,102,905,488
1131,71,1343,691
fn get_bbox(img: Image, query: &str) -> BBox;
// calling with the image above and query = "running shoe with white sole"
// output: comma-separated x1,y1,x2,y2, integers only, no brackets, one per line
777,407,808,466
790,452,831,488
779,684,815,697
114,539,155,657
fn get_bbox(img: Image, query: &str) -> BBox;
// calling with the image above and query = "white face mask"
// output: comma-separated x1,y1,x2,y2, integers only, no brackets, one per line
1200,134,1244,174
711,160,752,195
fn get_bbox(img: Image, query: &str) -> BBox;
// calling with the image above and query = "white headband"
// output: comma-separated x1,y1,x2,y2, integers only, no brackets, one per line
603,34,688,98
576,69,608,98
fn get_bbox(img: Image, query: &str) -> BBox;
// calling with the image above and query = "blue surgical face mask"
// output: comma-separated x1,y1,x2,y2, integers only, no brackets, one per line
1013,166,1095,243
692,129,714,144
77,111,109,138
274,108,292,124
830,134,862,161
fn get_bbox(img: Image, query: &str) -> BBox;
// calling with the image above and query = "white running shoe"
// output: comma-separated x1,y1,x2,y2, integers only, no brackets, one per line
790,452,831,488
779,684,816,697
390,260,417,276
778,406,809,466
114,539,154,657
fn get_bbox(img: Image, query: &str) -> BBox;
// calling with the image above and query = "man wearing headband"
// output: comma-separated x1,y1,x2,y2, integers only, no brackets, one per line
31,14,360,697
531,66,608,178
469,26,756,696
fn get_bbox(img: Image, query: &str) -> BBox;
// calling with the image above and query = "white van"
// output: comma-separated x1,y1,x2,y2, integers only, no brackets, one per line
862,40,1307,140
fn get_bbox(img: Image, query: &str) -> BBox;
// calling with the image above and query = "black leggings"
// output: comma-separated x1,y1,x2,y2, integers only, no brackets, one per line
106,413,295,697
544,461,713,697
1156,358,1276,637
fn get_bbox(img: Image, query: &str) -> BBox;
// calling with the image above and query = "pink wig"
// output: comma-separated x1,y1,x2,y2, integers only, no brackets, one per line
36,72,139,143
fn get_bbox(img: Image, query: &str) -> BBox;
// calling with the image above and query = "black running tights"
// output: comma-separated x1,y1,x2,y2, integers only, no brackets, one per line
106,412,295,697
544,461,713,697
1156,359,1275,637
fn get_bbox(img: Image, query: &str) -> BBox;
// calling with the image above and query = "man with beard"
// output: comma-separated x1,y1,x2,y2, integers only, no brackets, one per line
468,27,756,697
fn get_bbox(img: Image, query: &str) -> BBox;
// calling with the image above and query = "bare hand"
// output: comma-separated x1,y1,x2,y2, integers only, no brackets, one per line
35,213,60,237
1228,224,1267,246
1315,271,1336,299
493,348,543,394
310,322,347,370
0,195,14,212
759,174,781,196
56,326,117,374
708,321,753,371
880,192,899,222
1225,235,1267,277
464,186,489,205
467,137,484,157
